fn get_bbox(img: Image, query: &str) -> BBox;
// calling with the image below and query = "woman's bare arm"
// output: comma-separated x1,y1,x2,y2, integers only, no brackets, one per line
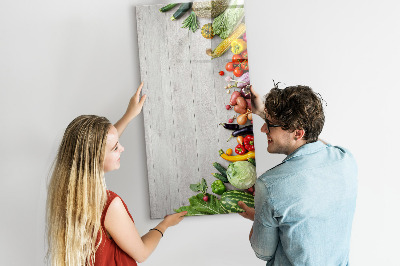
114,82,147,137
104,197,186,263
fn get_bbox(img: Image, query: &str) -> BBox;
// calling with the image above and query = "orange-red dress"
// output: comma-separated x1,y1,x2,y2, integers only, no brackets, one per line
94,190,138,266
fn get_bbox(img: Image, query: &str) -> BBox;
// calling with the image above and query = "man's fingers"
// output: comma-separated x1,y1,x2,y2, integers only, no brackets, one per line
238,201,248,210
238,211,246,218
249,85,258,97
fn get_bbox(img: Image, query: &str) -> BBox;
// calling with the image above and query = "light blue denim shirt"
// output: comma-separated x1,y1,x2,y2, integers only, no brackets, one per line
250,141,357,266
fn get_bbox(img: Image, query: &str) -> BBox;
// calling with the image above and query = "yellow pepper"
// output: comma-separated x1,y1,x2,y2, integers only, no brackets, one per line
219,149,255,162
231,39,247,54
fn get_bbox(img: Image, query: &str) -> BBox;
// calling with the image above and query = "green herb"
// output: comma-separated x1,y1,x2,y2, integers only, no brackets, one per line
174,205,205,216
189,178,208,194
174,193,229,216
212,0,245,39
181,11,200,33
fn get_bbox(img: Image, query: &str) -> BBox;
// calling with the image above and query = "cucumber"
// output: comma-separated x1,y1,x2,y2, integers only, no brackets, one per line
212,173,229,183
171,2,192,21
159,3,178,12
213,162,227,177
221,190,254,213
248,158,256,166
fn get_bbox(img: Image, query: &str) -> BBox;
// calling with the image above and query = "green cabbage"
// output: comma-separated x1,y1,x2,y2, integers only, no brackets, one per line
226,161,256,189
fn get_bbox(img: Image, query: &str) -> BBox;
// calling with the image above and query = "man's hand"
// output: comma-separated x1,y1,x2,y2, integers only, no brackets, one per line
238,201,255,221
250,86,266,119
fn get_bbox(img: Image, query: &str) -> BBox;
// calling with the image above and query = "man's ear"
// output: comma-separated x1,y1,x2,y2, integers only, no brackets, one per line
294,129,305,141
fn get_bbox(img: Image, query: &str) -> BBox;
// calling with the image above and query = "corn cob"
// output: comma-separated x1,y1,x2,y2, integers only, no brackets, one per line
207,23,246,59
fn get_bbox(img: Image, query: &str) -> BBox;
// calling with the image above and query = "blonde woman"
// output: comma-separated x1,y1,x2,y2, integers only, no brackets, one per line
46,82,187,266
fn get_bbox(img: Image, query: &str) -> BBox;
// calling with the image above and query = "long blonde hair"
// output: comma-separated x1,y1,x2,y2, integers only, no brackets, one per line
46,115,111,266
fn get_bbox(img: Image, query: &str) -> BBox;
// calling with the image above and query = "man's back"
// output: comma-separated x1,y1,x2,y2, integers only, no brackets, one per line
251,141,358,266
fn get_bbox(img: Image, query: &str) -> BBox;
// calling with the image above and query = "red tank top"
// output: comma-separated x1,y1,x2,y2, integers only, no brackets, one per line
94,190,138,266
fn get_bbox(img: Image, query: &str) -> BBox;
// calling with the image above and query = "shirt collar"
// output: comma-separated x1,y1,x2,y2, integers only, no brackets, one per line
283,141,327,163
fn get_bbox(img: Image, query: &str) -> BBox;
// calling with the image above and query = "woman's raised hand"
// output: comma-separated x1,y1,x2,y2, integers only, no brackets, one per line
124,82,147,121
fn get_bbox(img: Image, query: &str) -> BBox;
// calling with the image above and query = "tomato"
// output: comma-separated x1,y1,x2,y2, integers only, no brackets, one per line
240,60,249,71
232,54,244,64
225,62,235,72
226,148,233,156
219,71,225,76
241,50,248,60
233,66,244,77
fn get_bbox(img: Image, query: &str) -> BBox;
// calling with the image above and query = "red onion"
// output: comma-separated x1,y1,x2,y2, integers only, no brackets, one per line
240,85,251,99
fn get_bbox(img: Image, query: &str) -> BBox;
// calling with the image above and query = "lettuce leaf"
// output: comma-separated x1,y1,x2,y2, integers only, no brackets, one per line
175,193,229,216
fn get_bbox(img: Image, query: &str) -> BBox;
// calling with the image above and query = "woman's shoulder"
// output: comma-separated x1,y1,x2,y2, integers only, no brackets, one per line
106,190,119,200
105,190,134,222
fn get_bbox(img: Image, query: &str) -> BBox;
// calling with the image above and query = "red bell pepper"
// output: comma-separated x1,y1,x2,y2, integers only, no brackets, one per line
235,144,246,155
244,135,254,151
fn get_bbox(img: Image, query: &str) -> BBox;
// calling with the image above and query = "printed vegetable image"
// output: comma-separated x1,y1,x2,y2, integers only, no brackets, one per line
241,50,248,59
212,0,245,39
181,11,200,32
159,3,179,12
225,62,235,72
206,23,246,58
220,123,239,130
226,161,256,189
212,162,229,182
201,23,215,39
247,158,256,166
236,113,247,125
212,173,229,183
221,190,254,213
244,135,254,151
190,178,208,195
174,193,229,215
230,91,241,105
192,0,229,18
236,72,250,88
233,97,247,114
211,180,227,195
239,83,251,97
235,144,246,155
232,54,244,64
219,149,255,162
153,1,255,218
227,125,253,141
242,32,247,42
231,39,247,54
240,60,249,71
233,66,244,77
171,2,192,20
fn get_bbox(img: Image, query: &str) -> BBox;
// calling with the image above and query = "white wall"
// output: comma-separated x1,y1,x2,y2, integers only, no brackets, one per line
1,0,399,265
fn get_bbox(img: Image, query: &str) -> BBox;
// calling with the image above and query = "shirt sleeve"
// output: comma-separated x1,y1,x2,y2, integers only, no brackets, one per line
250,178,279,261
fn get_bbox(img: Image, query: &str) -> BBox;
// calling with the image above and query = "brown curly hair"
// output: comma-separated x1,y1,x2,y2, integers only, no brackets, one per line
264,85,325,143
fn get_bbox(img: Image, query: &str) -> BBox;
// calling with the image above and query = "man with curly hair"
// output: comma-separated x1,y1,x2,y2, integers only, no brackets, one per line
238,85,358,266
